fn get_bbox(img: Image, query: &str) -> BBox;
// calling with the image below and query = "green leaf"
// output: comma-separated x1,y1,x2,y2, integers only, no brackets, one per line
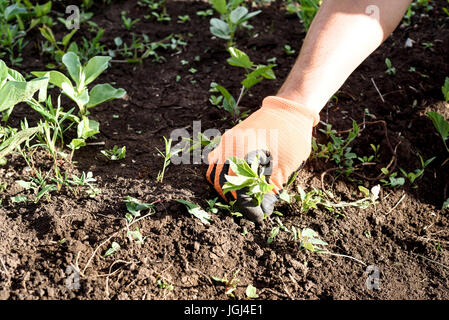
227,47,253,69
11,195,28,203
230,7,248,24
176,199,212,225
62,29,77,47
358,186,370,197
210,0,227,15
62,52,82,88
210,18,231,40
0,78,49,113
87,84,126,109
242,65,276,90
241,10,261,22
245,284,259,299
104,242,120,257
427,111,449,140
124,196,154,218
442,77,449,102
443,198,449,210
77,116,99,140
16,180,34,190
68,138,86,151
0,127,41,160
39,25,56,44
84,56,111,86
32,71,73,90
279,190,291,203
4,4,27,21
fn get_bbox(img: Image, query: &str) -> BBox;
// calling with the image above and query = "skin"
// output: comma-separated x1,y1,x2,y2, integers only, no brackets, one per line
277,0,413,114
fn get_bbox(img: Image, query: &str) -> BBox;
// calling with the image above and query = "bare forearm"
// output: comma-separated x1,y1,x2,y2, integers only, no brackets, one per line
277,0,412,114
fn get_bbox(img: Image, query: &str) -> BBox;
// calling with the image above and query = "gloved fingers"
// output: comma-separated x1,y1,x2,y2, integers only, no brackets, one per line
235,191,278,224
207,161,232,201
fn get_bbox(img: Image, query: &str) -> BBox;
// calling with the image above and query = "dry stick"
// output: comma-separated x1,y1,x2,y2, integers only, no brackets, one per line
277,275,294,300
0,256,9,276
81,211,154,276
322,251,367,267
105,260,133,299
410,252,449,271
371,78,385,103
386,192,406,215
260,288,289,298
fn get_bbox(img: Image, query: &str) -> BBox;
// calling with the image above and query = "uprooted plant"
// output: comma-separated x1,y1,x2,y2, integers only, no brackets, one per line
222,156,275,208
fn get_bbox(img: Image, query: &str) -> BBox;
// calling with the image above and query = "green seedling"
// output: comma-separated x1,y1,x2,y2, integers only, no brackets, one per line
151,11,171,22
197,9,213,17
385,58,396,75
15,170,57,203
245,285,259,299
211,269,240,298
442,77,449,102
104,241,120,257
121,11,140,30
176,199,212,225
209,0,261,47
33,52,126,117
213,200,243,218
206,197,219,214
443,198,449,210
379,168,405,187
267,226,280,244
39,25,78,64
284,44,296,55
427,111,449,165
291,227,328,253
157,279,174,290
399,154,435,185
210,47,275,123
101,145,126,161
177,15,190,23
124,196,155,223
312,121,361,176
156,136,182,182
296,0,320,31
138,0,162,10
65,171,99,197
127,227,146,244
223,156,275,207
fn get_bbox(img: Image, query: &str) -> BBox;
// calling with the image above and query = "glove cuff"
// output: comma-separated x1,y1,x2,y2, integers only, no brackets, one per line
262,96,320,127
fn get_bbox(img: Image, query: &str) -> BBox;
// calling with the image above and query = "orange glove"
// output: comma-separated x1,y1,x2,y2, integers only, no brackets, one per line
206,96,320,223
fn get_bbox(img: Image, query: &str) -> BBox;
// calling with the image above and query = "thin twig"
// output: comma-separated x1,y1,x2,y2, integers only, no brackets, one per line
105,260,133,299
322,251,367,267
260,288,289,298
0,256,9,276
371,78,385,103
410,252,449,271
386,192,406,215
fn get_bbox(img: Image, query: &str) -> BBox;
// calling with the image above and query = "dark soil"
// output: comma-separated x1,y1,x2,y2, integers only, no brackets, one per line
0,0,448,300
